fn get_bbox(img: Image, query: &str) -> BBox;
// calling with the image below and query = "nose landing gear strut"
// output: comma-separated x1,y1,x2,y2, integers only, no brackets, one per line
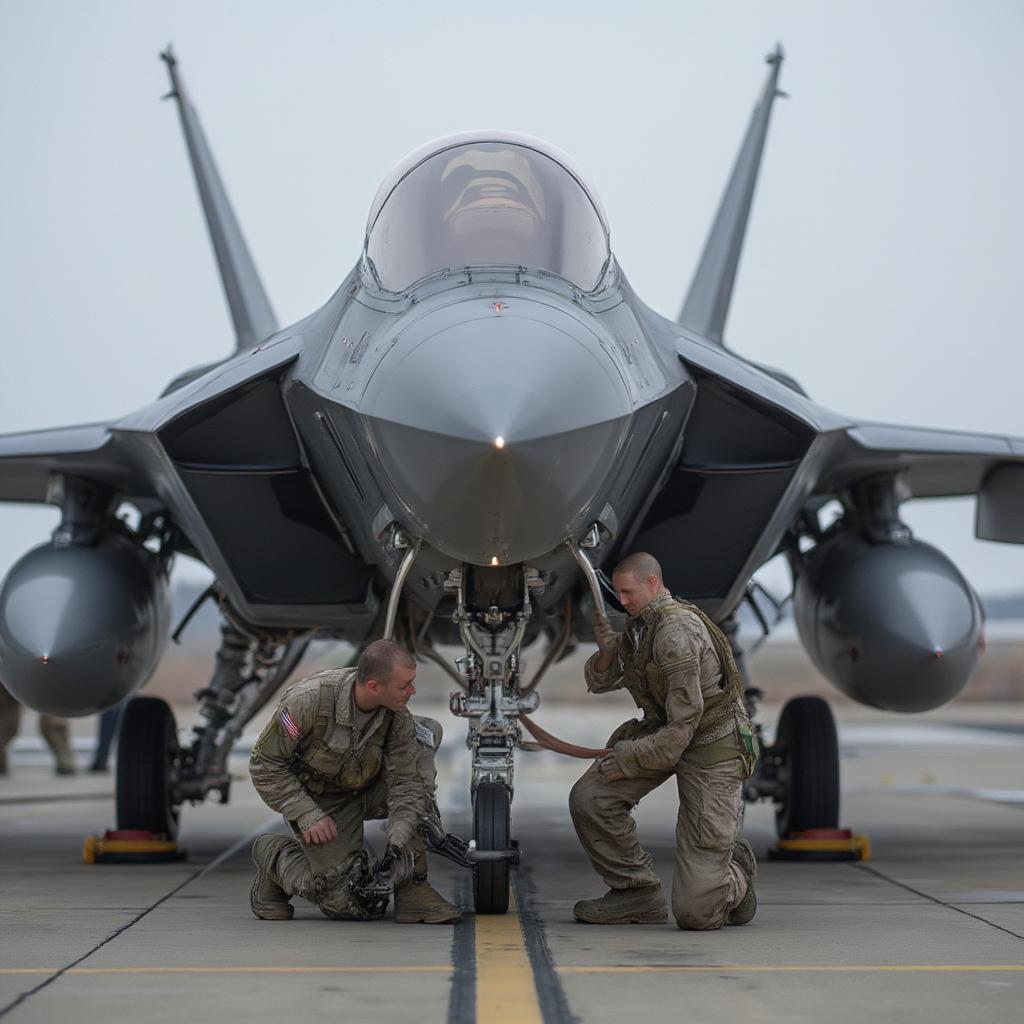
447,564,541,913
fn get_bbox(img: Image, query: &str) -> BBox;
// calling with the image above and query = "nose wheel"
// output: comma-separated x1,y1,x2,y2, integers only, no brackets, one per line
473,782,511,914
445,564,543,914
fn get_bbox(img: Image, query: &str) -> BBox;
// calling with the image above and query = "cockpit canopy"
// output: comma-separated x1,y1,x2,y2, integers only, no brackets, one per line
364,132,610,293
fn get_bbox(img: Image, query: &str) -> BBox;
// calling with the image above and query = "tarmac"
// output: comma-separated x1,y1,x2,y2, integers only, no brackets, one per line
2,698,1023,1023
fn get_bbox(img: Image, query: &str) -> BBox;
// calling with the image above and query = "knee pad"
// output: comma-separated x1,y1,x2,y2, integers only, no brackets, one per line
252,833,297,870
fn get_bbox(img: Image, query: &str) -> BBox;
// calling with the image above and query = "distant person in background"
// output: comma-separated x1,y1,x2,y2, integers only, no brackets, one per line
89,701,125,773
0,681,77,776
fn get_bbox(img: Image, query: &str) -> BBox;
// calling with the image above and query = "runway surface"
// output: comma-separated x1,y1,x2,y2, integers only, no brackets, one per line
2,700,1023,1023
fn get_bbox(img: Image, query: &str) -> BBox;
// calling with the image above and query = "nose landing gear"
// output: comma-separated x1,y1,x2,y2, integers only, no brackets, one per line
447,564,541,914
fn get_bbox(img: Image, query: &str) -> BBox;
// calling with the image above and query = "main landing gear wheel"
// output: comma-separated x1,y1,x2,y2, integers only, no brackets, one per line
773,695,840,838
116,696,181,839
473,782,511,914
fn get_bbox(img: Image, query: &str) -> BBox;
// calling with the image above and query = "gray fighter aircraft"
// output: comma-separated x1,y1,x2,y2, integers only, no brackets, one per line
1,47,1019,912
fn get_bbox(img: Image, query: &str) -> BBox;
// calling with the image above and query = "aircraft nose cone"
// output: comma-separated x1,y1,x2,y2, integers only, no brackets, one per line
361,298,631,563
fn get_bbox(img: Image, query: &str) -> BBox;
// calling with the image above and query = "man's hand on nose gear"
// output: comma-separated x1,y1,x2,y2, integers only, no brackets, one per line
593,613,618,655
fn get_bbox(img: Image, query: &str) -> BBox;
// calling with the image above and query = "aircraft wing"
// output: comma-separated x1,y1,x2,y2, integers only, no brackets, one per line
816,420,1024,543
0,422,135,503
821,422,1024,497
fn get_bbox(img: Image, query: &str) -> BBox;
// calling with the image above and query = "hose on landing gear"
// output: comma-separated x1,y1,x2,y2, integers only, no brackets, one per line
518,713,609,760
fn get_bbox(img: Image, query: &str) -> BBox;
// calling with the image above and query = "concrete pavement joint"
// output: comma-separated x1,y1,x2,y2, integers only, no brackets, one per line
447,874,475,1024
0,792,113,806
513,867,578,1024
855,863,1024,941
555,965,1024,973
0,966,451,976
0,813,279,1020
3,964,1022,978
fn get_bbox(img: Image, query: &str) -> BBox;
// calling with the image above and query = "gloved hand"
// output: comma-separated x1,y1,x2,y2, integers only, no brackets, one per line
383,843,416,891
420,818,473,869
592,613,618,656
596,749,626,783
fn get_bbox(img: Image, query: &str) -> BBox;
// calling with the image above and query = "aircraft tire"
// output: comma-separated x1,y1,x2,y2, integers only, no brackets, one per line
773,695,839,837
116,696,180,839
473,782,511,914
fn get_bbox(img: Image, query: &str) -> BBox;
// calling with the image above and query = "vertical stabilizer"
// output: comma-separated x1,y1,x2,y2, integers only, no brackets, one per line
160,47,278,353
678,46,786,346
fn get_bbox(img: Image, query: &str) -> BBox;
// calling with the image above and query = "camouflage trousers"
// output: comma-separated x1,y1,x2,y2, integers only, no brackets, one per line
0,682,75,774
569,754,748,930
266,717,442,915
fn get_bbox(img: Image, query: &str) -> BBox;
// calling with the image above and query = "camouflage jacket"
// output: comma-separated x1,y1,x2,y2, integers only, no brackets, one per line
249,668,424,844
585,593,751,776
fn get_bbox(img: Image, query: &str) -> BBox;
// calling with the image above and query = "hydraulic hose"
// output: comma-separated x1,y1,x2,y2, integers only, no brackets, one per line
519,712,609,760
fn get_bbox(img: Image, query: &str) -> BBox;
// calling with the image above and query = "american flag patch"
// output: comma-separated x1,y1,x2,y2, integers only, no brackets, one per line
279,707,301,741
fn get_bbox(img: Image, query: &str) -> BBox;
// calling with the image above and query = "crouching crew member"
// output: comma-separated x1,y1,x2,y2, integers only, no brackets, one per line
248,639,460,924
570,552,759,929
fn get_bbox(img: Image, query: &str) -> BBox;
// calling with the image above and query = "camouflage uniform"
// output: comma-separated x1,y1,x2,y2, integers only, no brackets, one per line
0,681,76,776
569,594,758,929
249,667,451,921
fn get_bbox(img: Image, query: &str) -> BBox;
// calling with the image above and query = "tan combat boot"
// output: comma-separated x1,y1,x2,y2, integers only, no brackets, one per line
250,835,295,921
573,884,668,924
393,850,461,924
727,837,757,925
394,880,462,924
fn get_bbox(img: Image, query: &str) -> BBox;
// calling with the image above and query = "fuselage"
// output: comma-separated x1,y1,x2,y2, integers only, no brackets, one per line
286,262,692,620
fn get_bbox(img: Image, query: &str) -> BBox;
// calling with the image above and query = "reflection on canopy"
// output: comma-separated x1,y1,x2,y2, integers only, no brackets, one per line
365,139,609,292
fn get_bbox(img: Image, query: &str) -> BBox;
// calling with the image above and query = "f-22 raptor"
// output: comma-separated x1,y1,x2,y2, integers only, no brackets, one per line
1,47,1020,912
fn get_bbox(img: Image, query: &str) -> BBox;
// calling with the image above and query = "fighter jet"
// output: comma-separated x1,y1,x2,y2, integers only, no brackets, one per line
0,47,1018,912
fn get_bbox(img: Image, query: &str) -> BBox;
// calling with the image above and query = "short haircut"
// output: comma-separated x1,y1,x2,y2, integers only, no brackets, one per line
356,639,416,685
612,551,663,583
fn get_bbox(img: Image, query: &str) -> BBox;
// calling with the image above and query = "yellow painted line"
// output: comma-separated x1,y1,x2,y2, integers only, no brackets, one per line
557,964,1024,974
474,892,543,1024
5,963,1021,978
0,966,449,976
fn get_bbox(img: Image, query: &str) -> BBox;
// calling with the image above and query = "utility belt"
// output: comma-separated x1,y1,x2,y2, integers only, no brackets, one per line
684,709,759,777
292,758,333,796
607,704,760,778
291,756,372,797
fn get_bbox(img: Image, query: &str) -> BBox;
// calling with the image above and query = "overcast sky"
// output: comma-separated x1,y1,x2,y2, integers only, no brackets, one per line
1,0,1023,598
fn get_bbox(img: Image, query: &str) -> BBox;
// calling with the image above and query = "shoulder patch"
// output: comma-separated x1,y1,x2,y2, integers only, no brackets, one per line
278,707,301,740
414,721,436,749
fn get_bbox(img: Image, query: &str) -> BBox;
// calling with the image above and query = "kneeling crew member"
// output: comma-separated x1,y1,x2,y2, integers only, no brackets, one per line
249,639,460,924
570,552,759,929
